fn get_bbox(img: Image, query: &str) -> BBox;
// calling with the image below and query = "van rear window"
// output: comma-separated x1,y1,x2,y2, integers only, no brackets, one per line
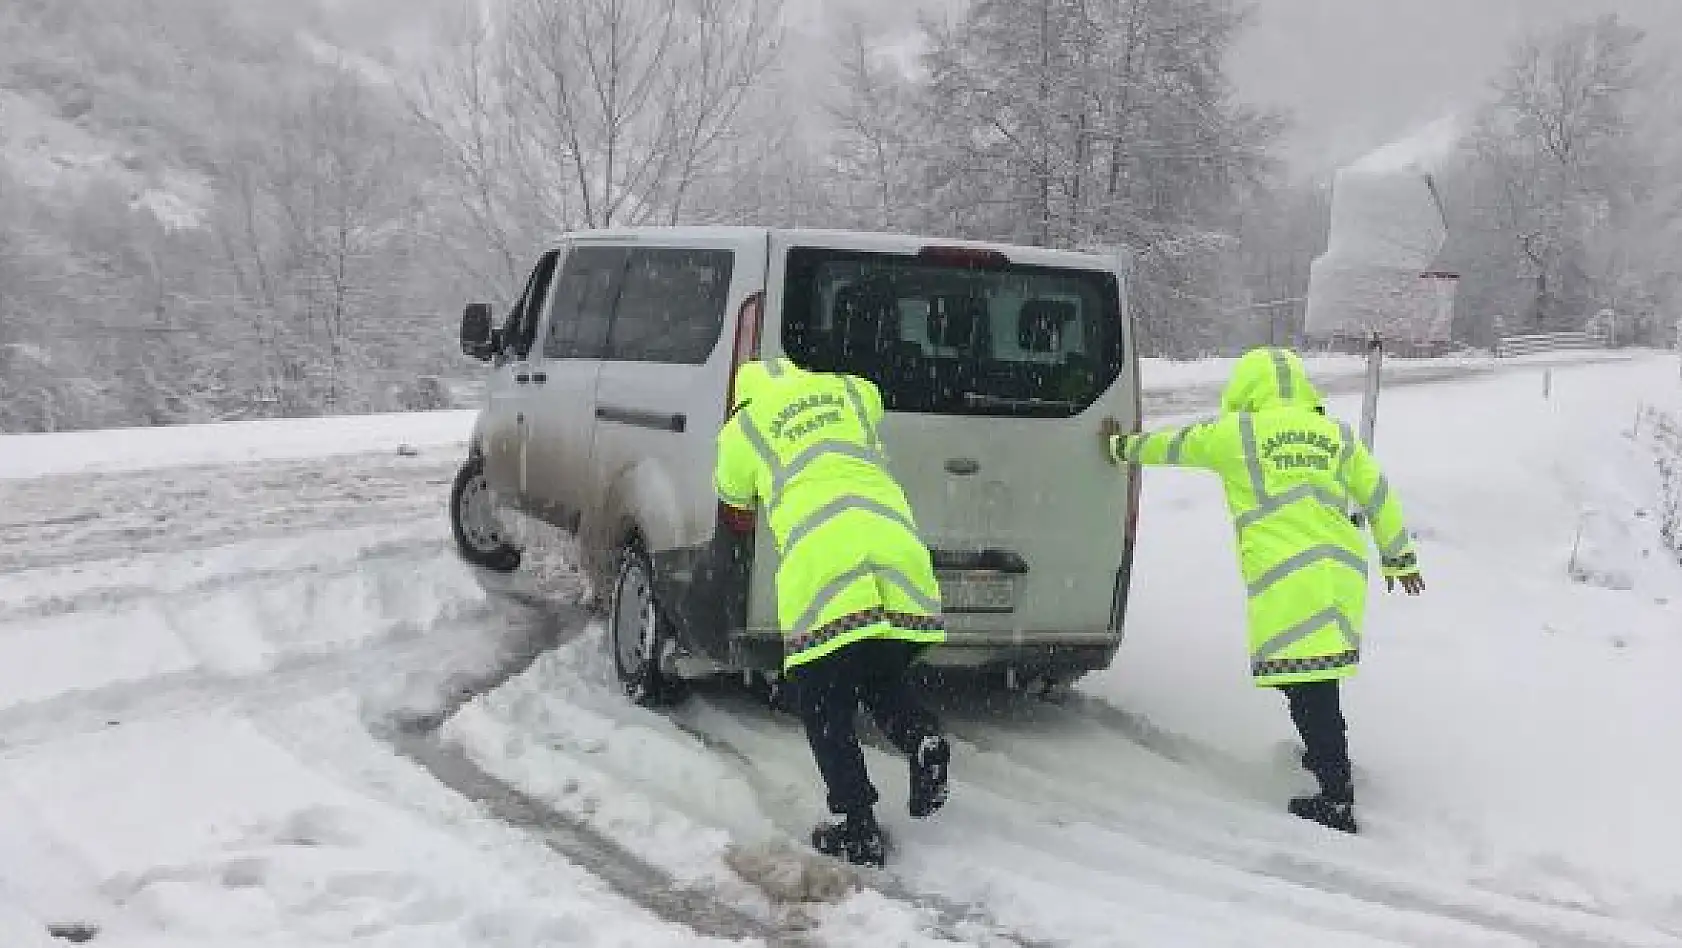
780,247,1124,417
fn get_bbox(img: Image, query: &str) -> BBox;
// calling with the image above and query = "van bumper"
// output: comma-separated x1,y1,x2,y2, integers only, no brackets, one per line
730,629,1122,679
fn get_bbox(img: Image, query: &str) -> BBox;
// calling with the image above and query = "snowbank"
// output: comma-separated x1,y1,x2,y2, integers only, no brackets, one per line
0,411,476,480
0,522,489,715
1139,348,1638,408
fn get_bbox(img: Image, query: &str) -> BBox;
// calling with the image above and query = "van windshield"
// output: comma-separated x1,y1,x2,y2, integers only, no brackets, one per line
780,247,1124,417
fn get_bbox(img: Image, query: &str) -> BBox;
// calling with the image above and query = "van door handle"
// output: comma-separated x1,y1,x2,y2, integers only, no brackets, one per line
596,404,687,432
514,372,530,384
529,372,547,384
945,457,981,475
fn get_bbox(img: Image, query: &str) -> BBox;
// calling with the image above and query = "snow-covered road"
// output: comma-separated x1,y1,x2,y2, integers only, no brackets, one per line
0,351,1678,947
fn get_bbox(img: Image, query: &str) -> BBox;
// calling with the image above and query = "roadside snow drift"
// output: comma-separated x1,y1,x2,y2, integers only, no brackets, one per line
0,410,476,480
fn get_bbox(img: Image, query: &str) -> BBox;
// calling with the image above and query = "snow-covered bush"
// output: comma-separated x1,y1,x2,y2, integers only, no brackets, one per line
1640,406,1682,564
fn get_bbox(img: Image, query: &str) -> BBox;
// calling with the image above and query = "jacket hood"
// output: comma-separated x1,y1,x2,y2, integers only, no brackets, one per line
1219,347,1323,413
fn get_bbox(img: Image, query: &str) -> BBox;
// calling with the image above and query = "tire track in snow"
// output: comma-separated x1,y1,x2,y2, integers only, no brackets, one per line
0,608,498,754
0,536,454,624
930,693,1680,948
662,703,1058,948
668,684,1679,948
447,621,1530,945
0,450,460,572
367,589,825,948
445,604,1071,946
999,695,1682,944
674,688,1477,948
409,598,1050,946
385,731,812,946
0,540,494,745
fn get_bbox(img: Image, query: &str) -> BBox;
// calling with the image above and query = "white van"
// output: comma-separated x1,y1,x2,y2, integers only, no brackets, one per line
451,227,1143,701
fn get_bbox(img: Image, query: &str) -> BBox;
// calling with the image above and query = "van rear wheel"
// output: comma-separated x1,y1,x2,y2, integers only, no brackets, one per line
608,544,686,706
450,455,521,572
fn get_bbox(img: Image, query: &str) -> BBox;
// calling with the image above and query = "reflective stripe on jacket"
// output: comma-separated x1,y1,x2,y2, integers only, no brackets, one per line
1110,347,1417,686
714,358,946,670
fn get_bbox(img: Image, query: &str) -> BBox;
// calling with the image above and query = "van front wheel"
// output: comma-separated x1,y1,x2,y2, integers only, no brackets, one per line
608,544,686,706
450,455,521,573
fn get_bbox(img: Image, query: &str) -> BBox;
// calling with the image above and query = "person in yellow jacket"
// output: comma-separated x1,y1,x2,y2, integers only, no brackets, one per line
1100,346,1425,833
715,357,951,867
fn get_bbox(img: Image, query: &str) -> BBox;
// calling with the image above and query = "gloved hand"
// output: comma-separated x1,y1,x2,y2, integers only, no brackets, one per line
1386,572,1425,595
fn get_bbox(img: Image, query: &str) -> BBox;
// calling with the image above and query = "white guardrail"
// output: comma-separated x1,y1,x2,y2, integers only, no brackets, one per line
1494,329,1613,358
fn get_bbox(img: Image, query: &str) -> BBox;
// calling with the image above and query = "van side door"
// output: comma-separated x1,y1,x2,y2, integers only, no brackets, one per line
482,250,562,504
585,236,765,648
523,243,629,531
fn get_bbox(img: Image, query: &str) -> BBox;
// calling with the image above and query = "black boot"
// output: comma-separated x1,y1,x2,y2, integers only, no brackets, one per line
908,734,950,819
811,810,887,867
1288,784,1358,834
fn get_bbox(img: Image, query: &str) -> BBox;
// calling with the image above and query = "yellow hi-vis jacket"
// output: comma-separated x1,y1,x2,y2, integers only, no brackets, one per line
714,358,947,671
1110,347,1418,687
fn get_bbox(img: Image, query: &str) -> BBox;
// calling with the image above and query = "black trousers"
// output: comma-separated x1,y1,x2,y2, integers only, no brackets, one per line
791,638,941,815
1280,680,1354,802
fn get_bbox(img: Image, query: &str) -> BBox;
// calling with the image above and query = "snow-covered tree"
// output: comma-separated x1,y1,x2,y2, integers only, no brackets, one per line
1462,14,1647,334
413,0,785,296
823,0,1279,356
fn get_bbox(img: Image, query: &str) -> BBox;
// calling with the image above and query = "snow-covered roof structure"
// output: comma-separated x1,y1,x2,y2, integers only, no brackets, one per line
1303,117,1459,344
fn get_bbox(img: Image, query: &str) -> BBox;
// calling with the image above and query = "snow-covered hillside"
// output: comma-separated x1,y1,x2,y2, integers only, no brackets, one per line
0,352,1677,946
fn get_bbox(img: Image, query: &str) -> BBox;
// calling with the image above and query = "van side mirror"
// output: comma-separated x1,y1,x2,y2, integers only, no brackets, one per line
460,303,497,361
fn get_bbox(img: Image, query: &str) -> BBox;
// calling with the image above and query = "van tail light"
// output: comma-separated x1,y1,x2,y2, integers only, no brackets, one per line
718,501,756,534
917,245,1010,269
718,291,765,537
724,291,764,412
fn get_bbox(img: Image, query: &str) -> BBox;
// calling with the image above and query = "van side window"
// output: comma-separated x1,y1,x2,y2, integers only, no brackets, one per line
544,246,627,360
607,248,735,364
501,250,562,361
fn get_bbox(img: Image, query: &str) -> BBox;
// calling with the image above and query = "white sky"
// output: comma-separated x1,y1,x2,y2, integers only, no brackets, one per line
794,0,1682,171
1231,0,1682,169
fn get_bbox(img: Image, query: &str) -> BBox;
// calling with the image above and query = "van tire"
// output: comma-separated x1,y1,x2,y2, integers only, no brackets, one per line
608,542,686,706
450,455,521,573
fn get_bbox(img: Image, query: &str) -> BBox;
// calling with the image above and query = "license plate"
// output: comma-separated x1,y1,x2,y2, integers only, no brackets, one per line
937,571,1016,613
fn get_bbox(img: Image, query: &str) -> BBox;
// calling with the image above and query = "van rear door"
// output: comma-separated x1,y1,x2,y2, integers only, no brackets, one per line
753,235,1139,650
